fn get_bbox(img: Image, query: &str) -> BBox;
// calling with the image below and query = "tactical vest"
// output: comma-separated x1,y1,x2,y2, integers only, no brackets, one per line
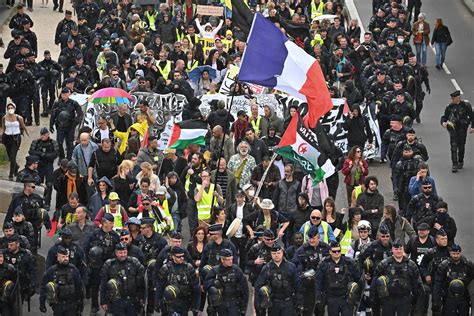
267,262,294,299
216,265,240,298
111,259,139,296
387,259,411,295
165,263,194,298
91,231,116,260
326,260,350,295
301,245,324,270
55,266,76,300
207,240,231,266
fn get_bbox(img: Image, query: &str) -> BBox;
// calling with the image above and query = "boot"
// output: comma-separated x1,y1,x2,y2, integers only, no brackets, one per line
458,162,463,169
452,164,458,173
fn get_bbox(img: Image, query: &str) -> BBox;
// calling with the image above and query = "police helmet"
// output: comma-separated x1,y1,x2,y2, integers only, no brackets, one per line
376,276,389,298
357,220,371,232
201,265,213,281
89,246,104,268
347,281,361,305
106,278,122,302
255,285,272,310
45,281,58,305
163,285,180,303
207,286,223,307
402,115,412,127
147,258,156,271
363,257,374,275
1,280,15,302
448,279,465,296
301,269,316,287
58,110,72,124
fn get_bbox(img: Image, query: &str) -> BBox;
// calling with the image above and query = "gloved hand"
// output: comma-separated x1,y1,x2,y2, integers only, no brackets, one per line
40,304,47,313
50,127,55,134
427,88,431,94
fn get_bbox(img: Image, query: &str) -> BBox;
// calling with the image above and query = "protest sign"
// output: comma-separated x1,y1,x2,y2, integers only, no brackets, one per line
219,65,240,95
157,117,175,150
198,38,216,56
196,5,224,16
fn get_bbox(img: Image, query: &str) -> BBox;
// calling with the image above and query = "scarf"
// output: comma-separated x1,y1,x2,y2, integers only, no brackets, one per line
66,173,77,197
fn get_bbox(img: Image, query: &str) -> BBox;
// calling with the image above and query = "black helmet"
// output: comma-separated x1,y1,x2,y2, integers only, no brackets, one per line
163,285,180,303
1,280,15,302
256,285,272,310
376,276,389,298
347,281,361,305
207,286,223,307
45,282,58,305
106,278,122,302
89,246,103,268
448,279,465,296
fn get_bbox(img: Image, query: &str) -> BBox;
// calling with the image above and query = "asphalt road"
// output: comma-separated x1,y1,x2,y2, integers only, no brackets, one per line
353,0,474,260
1,0,473,315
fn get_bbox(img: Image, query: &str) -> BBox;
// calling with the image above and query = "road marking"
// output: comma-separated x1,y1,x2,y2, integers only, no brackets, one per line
345,0,366,36
450,79,463,94
430,45,452,74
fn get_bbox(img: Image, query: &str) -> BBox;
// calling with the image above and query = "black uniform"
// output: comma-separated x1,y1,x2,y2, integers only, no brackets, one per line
292,241,330,316
39,262,84,316
12,220,35,249
371,256,422,315
409,62,431,121
4,246,37,305
16,166,41,185
440,99,474,169
407,192,439,226
393,155,424,211
0,258,18,316
156,260,200,314
433,256,473,316
246,242,273,285
199,239,238,278
99,256,145,315
316,256,361,316
391,139,429,169
205,263,249,316
46,241,87,279
84,228,120,311
55,18,77,46
49,96,83,159
6,66,36,124
255,259,302,316
29,137,59,208
38,57,62,115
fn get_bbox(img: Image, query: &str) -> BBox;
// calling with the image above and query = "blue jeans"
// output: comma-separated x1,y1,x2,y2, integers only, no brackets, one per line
415,42,427,65
434,42,447,66
171,211,181,233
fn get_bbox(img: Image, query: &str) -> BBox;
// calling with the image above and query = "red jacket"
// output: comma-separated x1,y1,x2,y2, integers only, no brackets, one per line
341,159,369,186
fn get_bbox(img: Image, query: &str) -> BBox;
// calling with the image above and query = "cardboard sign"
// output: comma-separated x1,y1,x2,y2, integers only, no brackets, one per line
196,5,224,16
219,65,240,95
198,38,216,57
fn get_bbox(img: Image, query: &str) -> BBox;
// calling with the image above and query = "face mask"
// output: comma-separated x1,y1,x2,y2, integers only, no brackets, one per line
8,109,15,115
398,38,404,44
437,212,448,222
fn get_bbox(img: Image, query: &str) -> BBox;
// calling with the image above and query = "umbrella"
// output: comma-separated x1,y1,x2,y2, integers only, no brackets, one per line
88,87,133,104
312,14,338,23
188,66,217,83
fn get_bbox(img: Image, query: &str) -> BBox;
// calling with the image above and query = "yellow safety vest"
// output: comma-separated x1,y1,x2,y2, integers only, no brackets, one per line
196,184,218,220
148,208,168,234
105,205,124,231
97,53,106,78
157,60,172,80
145,11,158,32
65,212,76,225
303,221,329,243
186,59,199,72
156,199,174,231
186,34,200,45
354,185,363,201
249,116,261,134
176,29,185,42
340,223,352,255
311,1,324,20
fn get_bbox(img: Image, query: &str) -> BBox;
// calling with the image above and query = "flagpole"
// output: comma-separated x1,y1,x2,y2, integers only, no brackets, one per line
210,75,240,214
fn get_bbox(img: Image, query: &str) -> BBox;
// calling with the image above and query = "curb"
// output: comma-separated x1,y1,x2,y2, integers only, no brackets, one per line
461,0,474,14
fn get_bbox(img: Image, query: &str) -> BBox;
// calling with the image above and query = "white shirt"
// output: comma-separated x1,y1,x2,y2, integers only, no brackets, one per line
235,204,244,238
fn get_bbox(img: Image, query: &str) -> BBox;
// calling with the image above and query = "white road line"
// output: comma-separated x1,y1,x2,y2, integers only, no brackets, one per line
450,79,464,94
345,0,366,36
429,45,452,74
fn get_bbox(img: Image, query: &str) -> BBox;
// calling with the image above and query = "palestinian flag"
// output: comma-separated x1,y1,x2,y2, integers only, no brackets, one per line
275,113,335,184
168,120,207,149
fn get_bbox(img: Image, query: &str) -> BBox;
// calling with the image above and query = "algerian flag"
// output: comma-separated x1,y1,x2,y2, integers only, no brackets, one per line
168,120,207,150
275,113,335,184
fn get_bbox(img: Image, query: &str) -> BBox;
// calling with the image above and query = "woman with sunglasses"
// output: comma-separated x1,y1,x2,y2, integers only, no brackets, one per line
342,145,369,206
0,103,29,180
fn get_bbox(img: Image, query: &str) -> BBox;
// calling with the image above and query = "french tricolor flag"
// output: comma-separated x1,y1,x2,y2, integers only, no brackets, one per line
239,13,333,128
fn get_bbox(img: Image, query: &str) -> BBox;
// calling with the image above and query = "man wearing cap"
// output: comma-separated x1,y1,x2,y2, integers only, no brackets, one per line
16,155,41,185
138,194,170,235
205,248,249,316
421,201,457,244
46,228,87,278
155,246,199,314
28,128,59,209
419,229,450,316
58,37,81,77
55,10,76,44
40,245,84,315
293,225,330,316
245,198,290,240
38,50,61,117
433,244,472,316
99,242,145,315
358,224,392,278
155,185,175,232
11,208,35,249
84,213,120,313
381,116,408,185
138,217,167,264
407,177,439,226
4,234,37,308
116,229,146,265
50,86,83,159
255,242,302,315
6,58,36,125
316,242,361,316
153,232,193,274
440,90,474,172
391,128,428,169
94,192,129,230
407,53,431,123
200,224,238,274
0,248,18,315
371,239,422,314
247,229,276,287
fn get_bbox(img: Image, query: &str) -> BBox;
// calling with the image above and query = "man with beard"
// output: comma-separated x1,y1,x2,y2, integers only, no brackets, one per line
39,246,84,315
250,155,281,199
356,176,385,238
420,201,457,244
228,141,257,189
407,179,439,227
393,145,424,211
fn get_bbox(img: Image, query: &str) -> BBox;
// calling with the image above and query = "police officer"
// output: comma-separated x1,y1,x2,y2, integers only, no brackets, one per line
371,239,423,315
292,225,330,316
255,243,302,316
16,155,41,184
84,213,120,314
11,208,35,248
407,53,431,123
49,87,83,159
153,231,194,274
155,246,200,315
0,249,17,316
38,50,61,117
205,248,249,316
200,224,238,277
6,58,36,125
390,128,429,169
393,144,424,212
440,90,474,172
4,234,37,310
138,218,168,265
39,246,84,315
46,228,87,279
315,241,361,316
99,242,145,315
28,127,59,210
55,11,77,45
0,221,31,249
419,229,450,316
381,115,408,165
407,179,439,226
246,229,275,286
432,244,472,316
117,229,146,265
